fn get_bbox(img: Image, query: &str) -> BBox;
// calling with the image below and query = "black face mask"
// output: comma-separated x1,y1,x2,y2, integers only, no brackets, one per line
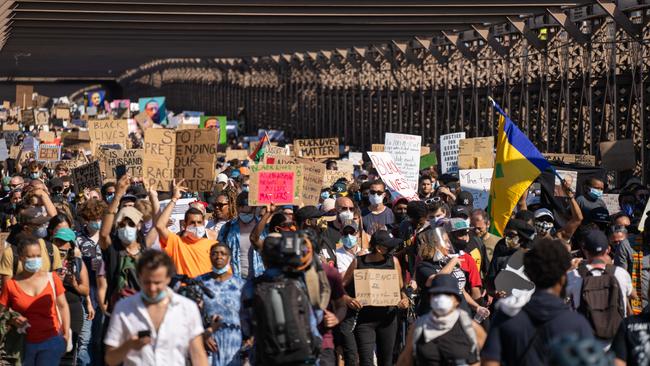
394,213,407,223
451,237,468,252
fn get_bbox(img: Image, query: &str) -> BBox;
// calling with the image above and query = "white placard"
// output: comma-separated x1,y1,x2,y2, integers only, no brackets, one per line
440,132,466,174
348,152,363,165
0,139,8,161
366,152,419,201
459,168,494,210
159,198,196,233
602,194,621,215
384,133,422,191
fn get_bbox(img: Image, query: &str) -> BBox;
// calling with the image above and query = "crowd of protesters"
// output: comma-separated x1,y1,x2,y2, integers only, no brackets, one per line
0,103,649,366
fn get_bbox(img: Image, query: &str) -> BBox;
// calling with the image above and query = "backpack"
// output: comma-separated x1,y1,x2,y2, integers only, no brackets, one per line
252,275,320,365
11,239,54,275
577,264,624,339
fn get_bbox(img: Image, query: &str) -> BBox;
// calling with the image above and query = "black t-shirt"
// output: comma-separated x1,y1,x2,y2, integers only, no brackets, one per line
416,319,478,365
612,309,650,366
415,260,470,316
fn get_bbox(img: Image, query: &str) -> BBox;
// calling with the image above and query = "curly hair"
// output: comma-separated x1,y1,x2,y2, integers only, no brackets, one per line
524,238,571,289
214,188,238,221
78,198,108,222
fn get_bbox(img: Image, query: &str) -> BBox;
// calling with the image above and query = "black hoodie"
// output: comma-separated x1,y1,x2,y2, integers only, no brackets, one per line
481,290,594,365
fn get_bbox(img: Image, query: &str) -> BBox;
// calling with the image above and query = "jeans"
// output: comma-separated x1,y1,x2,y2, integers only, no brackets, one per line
354,307,397,366
336,310,358,366
90,310,106,366
23,335,66,366
77,306,92,366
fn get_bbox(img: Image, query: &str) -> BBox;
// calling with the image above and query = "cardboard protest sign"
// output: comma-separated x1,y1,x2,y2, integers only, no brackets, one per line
554,170,578,197
372,144,430,155
2,101,10,109
602,194,621,215
543,153,595,166
225,149,250,162
458,136,494,169
384,133,422,191
88,119,129,153
353,269,401,306
0,139,8,161
294,138,339,158
1,123,20,132
249,164,303,206
9,146,20,159
264,153,297,165
21,109,35,126
38,131,56,143
100,149,143,179
440,132,466,174
266,145,289,156
138,97,167,125
15,85,33,109
323,169,354,188
458,169,493,209
367,152,419,201
35,109,49,126
143,129,176,191
174,129,218,192
420,152,438,170
72,161,102,193
296,159,325,206
348,152,363,165
37,144,61,162
55,108,71,120
600,139,636,171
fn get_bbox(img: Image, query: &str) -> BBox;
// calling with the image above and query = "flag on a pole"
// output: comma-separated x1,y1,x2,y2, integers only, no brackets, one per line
488,98,551,236
248,132,269,162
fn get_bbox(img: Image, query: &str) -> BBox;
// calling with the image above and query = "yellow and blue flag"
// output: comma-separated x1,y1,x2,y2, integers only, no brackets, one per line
488,99,551,236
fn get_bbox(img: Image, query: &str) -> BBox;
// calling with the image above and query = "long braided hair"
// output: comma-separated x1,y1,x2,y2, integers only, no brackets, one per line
213,187,238,222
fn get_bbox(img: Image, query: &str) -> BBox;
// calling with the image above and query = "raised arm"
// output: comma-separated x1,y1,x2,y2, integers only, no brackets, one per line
557,181,583,241
155,179,187,242
146,188,161,248
250,203,275,251
99,175,130,251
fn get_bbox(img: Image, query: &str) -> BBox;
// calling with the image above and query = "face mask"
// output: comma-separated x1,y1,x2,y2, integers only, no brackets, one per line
213,264,230,275
117,226,138,244
105,193,115,203
535,221,554,235
342,234,358,249
321,191,330,200
368,193,384,206
62,187,70,195
433,216,445,225
185,225,206,239
88,220,101,232
338,210,354,222
505,235,520,249
242,186,249,193
30,172,40,179
588,188,603,199
394,213,406,223
141,289,167,304
33,225,48,239
24,257,42,273
430,294,455,316
239,213,254,223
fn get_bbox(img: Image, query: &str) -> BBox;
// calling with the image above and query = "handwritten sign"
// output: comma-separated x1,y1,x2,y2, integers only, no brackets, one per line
348,152,363,165
458,136,494,169
372,144,430,155
72,161,103,193
225,149,250,162
440,132,466,174
602,194,621,215
420,152,438,169
100,148,143,179
458,169,494,209
367,152,419,201
323,169,354,188
384,133,422,191
249,164,303,206
15,85,33,109
296,159,325,206
143,129,176,191
37,144,61,162
266,145,290,156
174,129,218,192
543,153,596,166
353,269,401,306
88,119,129,154
293,138,339,158
264,153,297,165
21,109,35,126
55,108,71,120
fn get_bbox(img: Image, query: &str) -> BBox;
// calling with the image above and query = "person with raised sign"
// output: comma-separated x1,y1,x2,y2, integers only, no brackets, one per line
341,230,409,366
154,179,216,278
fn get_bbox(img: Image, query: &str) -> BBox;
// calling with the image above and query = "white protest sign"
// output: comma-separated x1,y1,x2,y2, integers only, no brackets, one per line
384,133,422,191
602,194,621,215
440,132,466,174
348,152,363,165
367,152,419,201
0,139,8,161
459,169,493,209
159,198,195,233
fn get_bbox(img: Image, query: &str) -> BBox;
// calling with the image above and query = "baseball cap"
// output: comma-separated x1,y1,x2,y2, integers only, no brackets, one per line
53,228,76,242
534,208,554,221
370,230,402,249
217,173,229,184
583,229,609,254
120,193,138,205
451,205,471,219
296,206,323,224
589,207,611,224
505,219,536,241
392,196,408,207
455,191,474,207
48,178,64,191
321,198,335,213
115,206,143,225
427,274,461,300
230,169,241,179
445,217,471,232
342,220,359,233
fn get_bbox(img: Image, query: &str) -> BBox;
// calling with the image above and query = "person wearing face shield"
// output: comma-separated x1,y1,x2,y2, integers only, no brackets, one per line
397,274,486,366
362,180,395,236
154,179,216,278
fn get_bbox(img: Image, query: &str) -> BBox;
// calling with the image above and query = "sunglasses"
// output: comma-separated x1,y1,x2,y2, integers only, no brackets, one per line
369,190,384,195
424,197,441,205
339,207,354,212
453,230,470,236
214,202,229,208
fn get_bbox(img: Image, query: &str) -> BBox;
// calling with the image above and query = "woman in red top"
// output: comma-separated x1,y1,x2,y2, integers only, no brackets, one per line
0,238,71,366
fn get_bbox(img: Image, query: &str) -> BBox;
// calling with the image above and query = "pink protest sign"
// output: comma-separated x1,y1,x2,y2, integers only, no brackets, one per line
249,164,304,206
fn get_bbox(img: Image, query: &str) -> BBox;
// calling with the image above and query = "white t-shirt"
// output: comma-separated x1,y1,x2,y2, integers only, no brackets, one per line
335,247,356,274
567,264,633,317
104,289,204,366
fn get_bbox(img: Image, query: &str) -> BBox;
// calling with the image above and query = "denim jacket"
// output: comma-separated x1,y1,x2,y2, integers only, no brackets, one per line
218,218,265,279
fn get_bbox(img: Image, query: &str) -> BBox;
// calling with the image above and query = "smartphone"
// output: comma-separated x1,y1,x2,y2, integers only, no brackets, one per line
115,165,127,181
137,330,151,338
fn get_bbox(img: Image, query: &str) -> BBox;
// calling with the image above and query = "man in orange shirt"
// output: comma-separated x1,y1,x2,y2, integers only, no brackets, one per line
154,179,216,278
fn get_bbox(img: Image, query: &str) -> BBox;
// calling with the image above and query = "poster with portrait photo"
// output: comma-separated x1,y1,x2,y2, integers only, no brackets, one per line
85,90,105,108
138,96,166,125
554,170,577,197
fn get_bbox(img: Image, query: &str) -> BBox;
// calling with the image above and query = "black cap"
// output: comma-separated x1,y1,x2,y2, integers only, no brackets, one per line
296,206,323,224
455,191,474,207
236,192,249,207
451,205,471,219
407,201,428,220
427,274,461,300
127,184,148,199
370,230,402,249
589,207,611,224
583,229,609,254
120,194,138,204
506,219,536,241
48,177,63,191
438,173,459,185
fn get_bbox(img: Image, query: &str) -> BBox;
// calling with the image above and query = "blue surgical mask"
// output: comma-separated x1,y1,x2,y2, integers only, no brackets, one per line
623,204,634,217
24,257,42,273
141,220,153,236
589,188,603,199
88,220,101,232
141,289,167,304
117,226,138,244
213,264,230,275
342,234,358,249
321,191,330,200
242,186,250,193
239,213,254,223
105,193,115,203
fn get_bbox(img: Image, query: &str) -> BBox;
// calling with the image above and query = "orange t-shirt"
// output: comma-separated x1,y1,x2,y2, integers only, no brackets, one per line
160,232,216,278
0,275,65,343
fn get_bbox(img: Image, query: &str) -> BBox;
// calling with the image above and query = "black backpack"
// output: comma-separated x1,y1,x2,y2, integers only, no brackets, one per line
252,275,320,365
576,264,624,339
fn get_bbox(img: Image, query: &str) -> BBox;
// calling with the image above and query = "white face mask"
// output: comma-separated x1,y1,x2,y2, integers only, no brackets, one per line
186,225,206,239
368,193,384,205
338,210,354,222
430,294,455,316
